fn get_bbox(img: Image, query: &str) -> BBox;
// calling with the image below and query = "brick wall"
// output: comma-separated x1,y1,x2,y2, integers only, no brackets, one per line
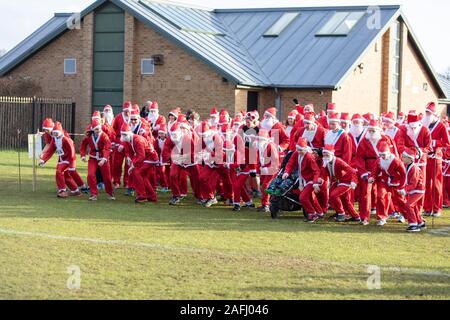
277,89,333,120
2,14,94,135
128,14,236,119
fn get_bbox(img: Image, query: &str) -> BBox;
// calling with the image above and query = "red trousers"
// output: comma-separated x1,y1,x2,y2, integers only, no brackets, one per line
200,166,233,201
329,184,359,218
156,165,170,189
69,169,85,187
316,182,329,213
376,183,407,221
424,158,443,213
233,172,251,204
444,175,450,206
87,159,113,196
113,150,130,187
299,184,321,214
358,178,376,221
133,163,157,201
405,193,424,225
55,163,78,192
170,164,200,198
260,174,276,206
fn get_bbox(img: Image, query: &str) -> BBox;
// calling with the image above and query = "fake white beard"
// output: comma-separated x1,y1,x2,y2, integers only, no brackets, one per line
407,125,421,137
349,125,364,137
366,131,382,143
120,134,131,143
104,112,114,125
171,132,182,143
380,154,394,171
302,128,316,143
342,126,350,133
421,115,435,128
260,117,278,130
322,156,334,168
148,112,158,124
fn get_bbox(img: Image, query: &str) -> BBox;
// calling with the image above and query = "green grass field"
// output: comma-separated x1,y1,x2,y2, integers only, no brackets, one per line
0,150,449,300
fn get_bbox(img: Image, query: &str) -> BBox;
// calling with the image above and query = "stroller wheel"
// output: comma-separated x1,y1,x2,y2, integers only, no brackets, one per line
270,202,280,219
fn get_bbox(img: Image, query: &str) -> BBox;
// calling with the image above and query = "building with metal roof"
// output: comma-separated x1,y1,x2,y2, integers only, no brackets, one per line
0,0,446,133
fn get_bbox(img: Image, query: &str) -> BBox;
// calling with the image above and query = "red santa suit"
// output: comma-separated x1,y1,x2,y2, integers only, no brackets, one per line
317,103,337,130
39,122,79,195
120,123,158,202
348,114,366,165
258,129,280,207
324,113,352,164
162,122,201,200
146,102,167,137
372,143,407,222
320,145,360,220
154,124,171,190
355,120,398,222
422,103,450,215
383,112,406,155
197,121,232,203
399,148,425,227
284,138,322,220
290,113,326,151
80,119,114,197
285,110,298,138
112,102,132,188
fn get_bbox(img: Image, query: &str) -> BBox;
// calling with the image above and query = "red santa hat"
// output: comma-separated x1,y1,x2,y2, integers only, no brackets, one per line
326,103,337,112
53,122,64,136
210,107,219,117
351,113,364,122
288,110,298,120
168,108,181,118
340,113,351,123
198,121,211,136
398,112,405,118
92,111,101,120
91,119,102,131
103,105,113,112
407,110,421,125
362,113,373,124
158,123,167,134
402,147,418,160
264,107,277,119
130,109,140,119
122,101,132,112
378,142,390,155
328,112,341,123
367,119,381,131
170,122,181,133
150,102,159,110
221,123,232,134
303,113,316,124
42,118,54,131
322,144,335,155
121,123,132,135
219,109,229,118
425,102,437,115
382,112,396,123
319,110,326,117
296,137,309,151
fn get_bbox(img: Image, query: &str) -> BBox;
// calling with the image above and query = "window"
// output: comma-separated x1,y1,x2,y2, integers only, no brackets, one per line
141,59,154,75
316,11,365,36
263,12,300,37
64,59,77,75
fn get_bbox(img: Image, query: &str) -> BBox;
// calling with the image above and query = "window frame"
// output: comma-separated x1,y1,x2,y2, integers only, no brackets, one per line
141,58,155,75
64,58,77,75
263,12,300,37
316,11,365,37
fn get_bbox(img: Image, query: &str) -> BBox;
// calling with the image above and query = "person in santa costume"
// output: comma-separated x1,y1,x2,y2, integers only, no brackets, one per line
368,142,406,226
283,137,322,223
112,101,132,189
39,122,82,198
154,123,171,193
317,103,337,129
120,123,158,203
421,102,450,217
348,114,366,161
396,112,405,127
320,145,360,223
257,129,280,212
340,113,351,133
80,119,115,201
208,107,220,130
285,110,299,138
163,122,201,205
289,113,326,151
355,119,398,225
259,107,290,153
40,118,89,194
401,110,432,210
398,147,427,232
197,121,232,207
103,105,115,126
382,111,406,155
324,113,352,164
146,102,167,137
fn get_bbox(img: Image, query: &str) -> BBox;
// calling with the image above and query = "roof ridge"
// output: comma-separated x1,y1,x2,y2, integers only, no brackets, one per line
214,5,401,13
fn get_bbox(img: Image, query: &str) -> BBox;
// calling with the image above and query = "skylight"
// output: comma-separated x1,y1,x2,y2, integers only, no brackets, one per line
316,11,365,36
263,12,300,37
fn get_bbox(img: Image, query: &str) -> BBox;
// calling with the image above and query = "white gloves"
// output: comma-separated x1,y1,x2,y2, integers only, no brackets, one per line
398,189,407,196
350,182,357,190
81,156,87,162
128,165,134,175
39,160,45,167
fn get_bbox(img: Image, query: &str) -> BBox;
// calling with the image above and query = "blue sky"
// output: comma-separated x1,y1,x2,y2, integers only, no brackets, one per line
0,0,449,73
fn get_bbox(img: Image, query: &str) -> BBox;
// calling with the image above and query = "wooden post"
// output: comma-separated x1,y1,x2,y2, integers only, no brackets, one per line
32,132,36,192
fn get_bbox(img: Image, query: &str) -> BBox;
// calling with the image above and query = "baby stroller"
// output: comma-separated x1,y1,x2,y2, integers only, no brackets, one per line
265,151,305,219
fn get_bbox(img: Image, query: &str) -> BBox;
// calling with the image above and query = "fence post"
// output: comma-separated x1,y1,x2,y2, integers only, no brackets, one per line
32,96,36,135
71,101,76,139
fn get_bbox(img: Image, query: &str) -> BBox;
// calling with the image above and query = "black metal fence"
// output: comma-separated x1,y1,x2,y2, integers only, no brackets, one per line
0,96,75,149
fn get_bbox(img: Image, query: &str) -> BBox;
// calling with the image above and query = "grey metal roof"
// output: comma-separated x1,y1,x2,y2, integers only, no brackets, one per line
0,0,445,96
438,74,450,99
